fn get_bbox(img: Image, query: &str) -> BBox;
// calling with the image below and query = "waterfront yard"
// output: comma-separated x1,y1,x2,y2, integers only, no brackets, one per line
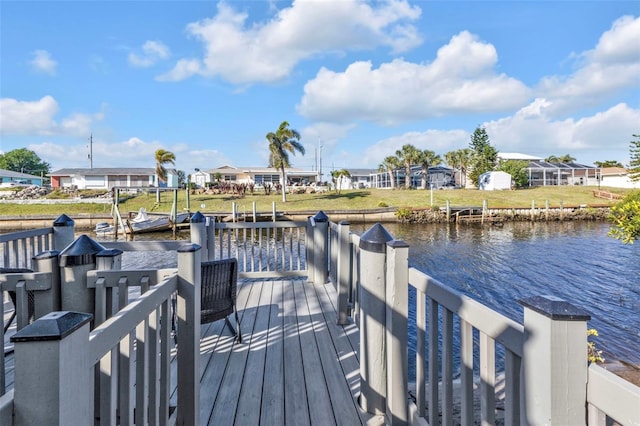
0,186,633,217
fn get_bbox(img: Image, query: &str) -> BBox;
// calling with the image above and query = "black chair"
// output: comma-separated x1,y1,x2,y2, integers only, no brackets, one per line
172,258,242,344
200,258,241,343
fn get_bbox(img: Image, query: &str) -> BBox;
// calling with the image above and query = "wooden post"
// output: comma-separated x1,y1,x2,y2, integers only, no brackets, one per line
545,199,550,221
32,250,61,318
190,212,207,262
252,201,257,222
336,220,351,324
312,211,329,285
385,240,409,425
446,200,451,222
11,311,93,426
176,243,201,426
519,295,590,425
52,214,75,251
531,200,535,222
59,235,107,320
560,200,564,220
272,201,277,222
358,223,393,415
306,216,316,283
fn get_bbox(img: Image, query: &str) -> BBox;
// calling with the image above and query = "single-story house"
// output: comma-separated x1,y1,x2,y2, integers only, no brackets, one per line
524,161,599,186
48,168,179,190
199,165,319,187
0,169,44,187
599,167,640,189
371,165,456,189
331,169,378,190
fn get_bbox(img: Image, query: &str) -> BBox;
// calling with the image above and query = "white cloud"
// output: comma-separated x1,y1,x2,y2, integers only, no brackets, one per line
536,15,640,116
29,50,57,75
128,40,171,68
298,31,531,124
0,96,101,137
484,102,640,163
361,129,468,168
159,0,422,84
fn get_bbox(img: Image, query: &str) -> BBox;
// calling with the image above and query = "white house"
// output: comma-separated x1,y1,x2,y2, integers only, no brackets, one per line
49,168,180,190
200,165,318,187
599,167,640,189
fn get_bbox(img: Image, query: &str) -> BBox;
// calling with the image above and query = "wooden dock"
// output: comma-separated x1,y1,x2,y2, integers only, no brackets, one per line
181,277,380,425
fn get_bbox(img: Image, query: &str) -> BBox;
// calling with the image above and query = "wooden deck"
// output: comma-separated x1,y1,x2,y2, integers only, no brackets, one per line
172,278,383,426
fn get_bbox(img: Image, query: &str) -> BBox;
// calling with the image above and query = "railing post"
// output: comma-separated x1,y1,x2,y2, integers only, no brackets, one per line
385,240,409,426
11,311,93,426
95,248,123,322
52,214,75,251
519,295,590,425
336,220,351,324
312,211,329,285
32,250,61,318
59,235,107,322
190,211,208,261
176,243,201,426
306,216,316,283
358,223,393,415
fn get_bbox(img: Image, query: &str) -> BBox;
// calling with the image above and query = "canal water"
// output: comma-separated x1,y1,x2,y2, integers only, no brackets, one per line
98,220,640,368
351,220,640,368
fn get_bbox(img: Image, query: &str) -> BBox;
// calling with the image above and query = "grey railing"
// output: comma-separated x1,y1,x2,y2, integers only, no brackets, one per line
2,214,639,425
190,212,309,278
345,222,640,426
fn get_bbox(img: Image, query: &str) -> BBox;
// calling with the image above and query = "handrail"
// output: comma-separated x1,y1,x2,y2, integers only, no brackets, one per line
587,363,640,425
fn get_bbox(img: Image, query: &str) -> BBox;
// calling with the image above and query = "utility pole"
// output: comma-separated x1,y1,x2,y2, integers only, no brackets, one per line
88,133,93,169
318,139,323,183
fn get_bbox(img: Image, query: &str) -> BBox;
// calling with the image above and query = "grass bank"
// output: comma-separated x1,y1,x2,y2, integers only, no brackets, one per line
0,186,631,217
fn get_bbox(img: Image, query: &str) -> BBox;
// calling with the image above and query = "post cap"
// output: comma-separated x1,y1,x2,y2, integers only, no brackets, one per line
11,311,93,342
190,211,205,223
53,214,74,227
33,250,60,260
519,295,591,321
359,223,393,253
178,243,201,253
97,248,123,258
313,211,329,222
59,235,106,267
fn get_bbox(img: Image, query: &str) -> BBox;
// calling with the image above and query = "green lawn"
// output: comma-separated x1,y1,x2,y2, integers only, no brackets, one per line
0,186,632,217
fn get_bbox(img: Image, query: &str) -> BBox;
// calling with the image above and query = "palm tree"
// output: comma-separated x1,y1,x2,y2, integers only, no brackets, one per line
417,149,442,189
445,148,472,188
266,121,305,202
396,144,420,189
378,156,401,189
154,149,176,202
558,154,576,163
330,169,351,194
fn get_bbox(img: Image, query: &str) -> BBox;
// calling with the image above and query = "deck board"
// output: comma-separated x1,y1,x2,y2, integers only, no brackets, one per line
3,278,382,425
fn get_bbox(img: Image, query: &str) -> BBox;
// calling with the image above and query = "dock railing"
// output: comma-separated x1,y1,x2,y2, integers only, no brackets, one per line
346,221,640,426
1,213,639,425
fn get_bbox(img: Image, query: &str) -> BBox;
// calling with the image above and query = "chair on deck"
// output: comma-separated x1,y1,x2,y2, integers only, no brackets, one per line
200,258,242,343
172,258,242,343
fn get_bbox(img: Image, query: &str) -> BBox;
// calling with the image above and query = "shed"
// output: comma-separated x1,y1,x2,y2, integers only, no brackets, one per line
478,171,512,190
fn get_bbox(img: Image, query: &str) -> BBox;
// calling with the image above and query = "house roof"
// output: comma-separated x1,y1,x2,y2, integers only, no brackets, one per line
206,166,306,174
0,168,43,179
526,161,596,170
600,167,629,176
49,167,156,176
498,152,543,161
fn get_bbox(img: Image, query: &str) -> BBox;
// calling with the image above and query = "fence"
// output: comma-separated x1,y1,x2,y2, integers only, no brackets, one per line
1,213,639,425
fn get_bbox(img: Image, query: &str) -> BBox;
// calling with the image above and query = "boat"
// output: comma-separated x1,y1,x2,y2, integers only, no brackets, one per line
95,208,190,236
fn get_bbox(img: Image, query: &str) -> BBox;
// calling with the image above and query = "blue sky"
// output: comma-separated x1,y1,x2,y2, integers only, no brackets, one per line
1,1,639,179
